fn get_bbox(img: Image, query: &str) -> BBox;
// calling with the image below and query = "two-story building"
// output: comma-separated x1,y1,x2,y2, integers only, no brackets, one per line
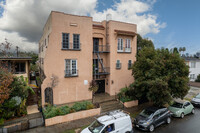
39,11,137,106
184,57,200,81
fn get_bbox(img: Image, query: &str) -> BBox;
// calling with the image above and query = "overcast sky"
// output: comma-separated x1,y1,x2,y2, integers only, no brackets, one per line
0,0,199,54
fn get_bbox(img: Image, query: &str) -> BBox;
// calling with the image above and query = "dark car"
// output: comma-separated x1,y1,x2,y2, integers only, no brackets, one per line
191,93,200,107
133,107,171,132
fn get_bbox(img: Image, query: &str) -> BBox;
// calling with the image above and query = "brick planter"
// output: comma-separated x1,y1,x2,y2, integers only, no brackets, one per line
45,107,101,126
123,100,138,108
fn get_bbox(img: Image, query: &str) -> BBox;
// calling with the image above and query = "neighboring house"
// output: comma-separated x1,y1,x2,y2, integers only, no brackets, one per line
184,57,200,81
0,57,32,81
39,11,137,106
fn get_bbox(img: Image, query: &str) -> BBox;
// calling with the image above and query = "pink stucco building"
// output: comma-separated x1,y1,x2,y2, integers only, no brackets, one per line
39,11,137,106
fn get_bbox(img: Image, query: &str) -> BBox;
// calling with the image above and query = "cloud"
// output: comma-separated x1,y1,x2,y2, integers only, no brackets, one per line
92,0,166,36
0,0,165,52
0,0,97,52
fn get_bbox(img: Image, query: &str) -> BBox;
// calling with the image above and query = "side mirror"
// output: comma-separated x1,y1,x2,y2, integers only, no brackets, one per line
183,106,185,109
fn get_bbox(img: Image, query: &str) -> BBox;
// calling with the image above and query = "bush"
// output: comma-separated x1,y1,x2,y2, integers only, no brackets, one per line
43,101,94,119
117,86,137,103
195,74,200,82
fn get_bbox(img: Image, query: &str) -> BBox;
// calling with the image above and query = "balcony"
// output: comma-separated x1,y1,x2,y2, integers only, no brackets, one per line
61,42,81,51
117,47,132,53
93,67,110,76
93,45,110,53
64,70,78,77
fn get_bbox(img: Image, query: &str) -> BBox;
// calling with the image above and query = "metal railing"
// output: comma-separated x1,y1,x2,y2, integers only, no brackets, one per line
62,42,81,50
117,47,132,53
64,70,78,77
93,45,110,53
93,67,110,75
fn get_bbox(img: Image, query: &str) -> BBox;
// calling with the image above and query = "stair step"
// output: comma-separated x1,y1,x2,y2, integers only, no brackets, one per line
99,100,124,113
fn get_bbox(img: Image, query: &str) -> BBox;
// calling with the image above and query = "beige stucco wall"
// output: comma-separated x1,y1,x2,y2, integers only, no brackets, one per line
40,11,137,106
41,12,93,106
108,21,137,95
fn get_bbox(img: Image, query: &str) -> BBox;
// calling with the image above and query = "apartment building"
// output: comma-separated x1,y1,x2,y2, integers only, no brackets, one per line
39,11,137,106
184,57,200,81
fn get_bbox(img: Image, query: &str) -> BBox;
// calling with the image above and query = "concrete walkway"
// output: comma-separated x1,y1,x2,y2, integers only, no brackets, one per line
27,105,39,115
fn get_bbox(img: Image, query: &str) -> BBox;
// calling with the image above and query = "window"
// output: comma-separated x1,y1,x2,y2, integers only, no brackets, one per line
117,38,123,51
102,124,115,133
184,102,190,107
62,33,69,49
191,62,196,68
116,60,121,69
73,34,80,49
65,59,78,77
125,39,131,52
190,74,195,79
128,60,132,69
15,62,26,74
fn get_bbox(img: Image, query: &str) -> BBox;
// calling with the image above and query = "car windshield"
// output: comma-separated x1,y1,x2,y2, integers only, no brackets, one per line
195,94,200,99
88,120,104,133
171,102,183,108
139,109,155,118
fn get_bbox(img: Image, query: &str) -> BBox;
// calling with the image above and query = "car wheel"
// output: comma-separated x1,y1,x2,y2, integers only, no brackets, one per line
149,125,154,132
181,113,184,118
166,117,171,124
191,108,195,114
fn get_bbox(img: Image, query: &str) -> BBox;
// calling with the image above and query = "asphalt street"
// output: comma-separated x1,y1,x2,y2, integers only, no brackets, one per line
133,107,200,133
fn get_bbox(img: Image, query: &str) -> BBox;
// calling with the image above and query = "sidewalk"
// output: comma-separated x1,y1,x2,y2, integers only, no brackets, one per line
20,102,152,133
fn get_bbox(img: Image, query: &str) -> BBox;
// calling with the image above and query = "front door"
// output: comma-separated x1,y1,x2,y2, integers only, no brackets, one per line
95,80,105,93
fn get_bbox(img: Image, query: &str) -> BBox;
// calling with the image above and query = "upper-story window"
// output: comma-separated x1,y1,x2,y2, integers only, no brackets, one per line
128,60,132,69
125,39,131,52
117,38,123,52
65,59,78,77
73,34,80,49
62,33,69,49
116,60,121,69
191,62,196,68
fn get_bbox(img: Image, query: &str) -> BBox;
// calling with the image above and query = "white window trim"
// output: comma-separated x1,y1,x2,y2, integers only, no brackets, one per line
125,39,131,52
117,38,123,52
65,59,78,76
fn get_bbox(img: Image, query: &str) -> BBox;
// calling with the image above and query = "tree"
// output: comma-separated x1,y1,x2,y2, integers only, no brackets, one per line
88,80,98,103
137,34,154,53
182,47,186,54
0,64,13,104
132,47,190,106
195,74,200,82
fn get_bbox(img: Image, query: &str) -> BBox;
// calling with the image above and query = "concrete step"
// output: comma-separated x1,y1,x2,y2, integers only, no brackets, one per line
100,100,123,113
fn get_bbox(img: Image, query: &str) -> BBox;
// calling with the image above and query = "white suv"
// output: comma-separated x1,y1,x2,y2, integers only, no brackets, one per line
81,110,133,133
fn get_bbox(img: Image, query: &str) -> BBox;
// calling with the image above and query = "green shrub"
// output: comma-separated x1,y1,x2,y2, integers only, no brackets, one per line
43,101,94,119
117,86,137,103
195,74,200,82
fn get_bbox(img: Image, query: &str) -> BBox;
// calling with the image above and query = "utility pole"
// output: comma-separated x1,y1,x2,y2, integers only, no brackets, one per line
16,46,19,57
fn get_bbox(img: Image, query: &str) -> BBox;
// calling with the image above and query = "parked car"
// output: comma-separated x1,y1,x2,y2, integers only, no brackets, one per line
81,110,133,133
168,100,195,118
133,107,171,132
191,93,200,107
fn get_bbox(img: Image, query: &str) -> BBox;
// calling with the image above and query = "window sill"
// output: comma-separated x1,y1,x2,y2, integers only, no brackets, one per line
116,67,121,70
62,48,81,51
117,51,132,53
64,74,78,78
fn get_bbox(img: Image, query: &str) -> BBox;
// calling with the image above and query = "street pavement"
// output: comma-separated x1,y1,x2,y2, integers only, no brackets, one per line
134,107,200,133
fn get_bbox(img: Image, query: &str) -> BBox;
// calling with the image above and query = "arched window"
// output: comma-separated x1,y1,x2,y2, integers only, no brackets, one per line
45,87,53,105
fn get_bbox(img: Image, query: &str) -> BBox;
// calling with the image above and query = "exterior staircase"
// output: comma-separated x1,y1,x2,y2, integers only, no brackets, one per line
100,100,123,113
94,93,124,113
